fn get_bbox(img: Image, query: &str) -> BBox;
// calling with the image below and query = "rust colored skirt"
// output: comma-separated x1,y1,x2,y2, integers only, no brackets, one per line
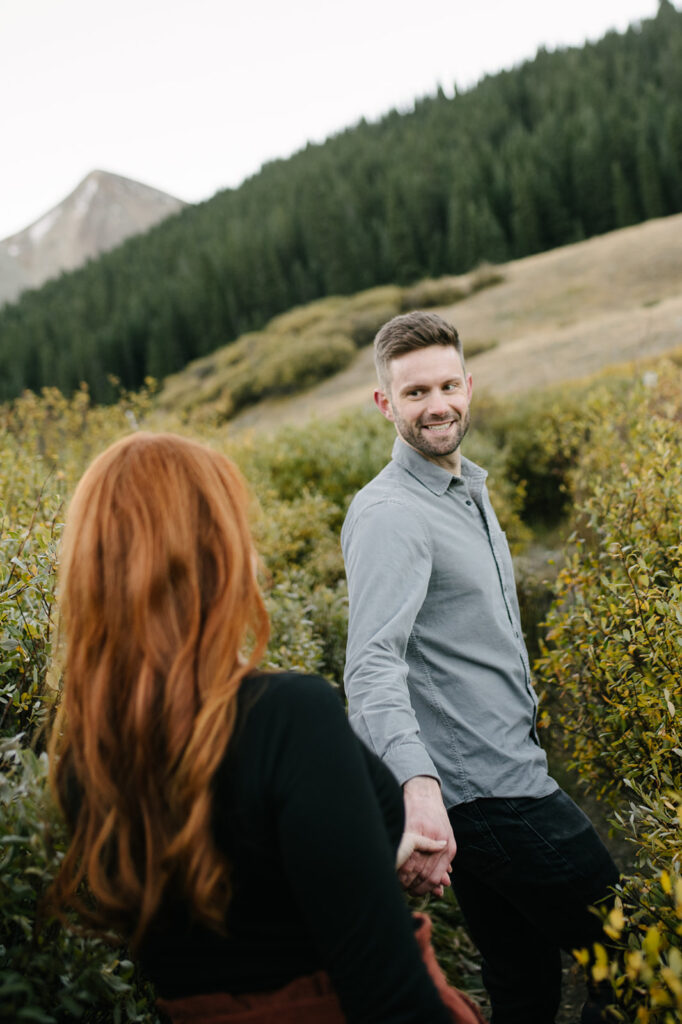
157,912,487,1024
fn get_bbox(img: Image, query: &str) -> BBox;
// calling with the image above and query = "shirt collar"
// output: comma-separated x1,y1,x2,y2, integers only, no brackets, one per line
391,437,487,496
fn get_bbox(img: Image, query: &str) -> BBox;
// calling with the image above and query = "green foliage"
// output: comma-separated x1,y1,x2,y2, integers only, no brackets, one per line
0,740,161,1022
534,364,682,1020
400,263,504,312
573,865,682,1021
0,385,159,741
159,285,404,422
5,353,682,1019
237,409,394,518
475,387,588,524
537,370,682,802
1,5,681,403
0,520,58,741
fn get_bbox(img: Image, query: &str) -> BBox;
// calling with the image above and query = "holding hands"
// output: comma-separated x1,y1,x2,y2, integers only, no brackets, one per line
397,776,457,898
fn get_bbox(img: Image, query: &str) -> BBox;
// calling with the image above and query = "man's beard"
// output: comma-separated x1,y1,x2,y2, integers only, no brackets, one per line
392,407,470,461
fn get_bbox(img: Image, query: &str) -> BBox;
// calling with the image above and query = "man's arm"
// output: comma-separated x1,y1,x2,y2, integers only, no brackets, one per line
342,498,455,895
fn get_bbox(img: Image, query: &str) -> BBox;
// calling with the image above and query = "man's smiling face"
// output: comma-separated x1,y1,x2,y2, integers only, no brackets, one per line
374,344,473,472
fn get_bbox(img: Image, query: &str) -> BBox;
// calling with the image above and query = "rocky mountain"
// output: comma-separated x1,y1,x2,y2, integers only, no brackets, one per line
0,170,185,306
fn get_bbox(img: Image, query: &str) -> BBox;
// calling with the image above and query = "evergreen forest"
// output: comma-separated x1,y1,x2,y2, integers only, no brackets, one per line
0,0,680,403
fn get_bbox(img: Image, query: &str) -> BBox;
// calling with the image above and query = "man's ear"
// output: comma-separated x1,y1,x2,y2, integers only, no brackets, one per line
373,388,394,422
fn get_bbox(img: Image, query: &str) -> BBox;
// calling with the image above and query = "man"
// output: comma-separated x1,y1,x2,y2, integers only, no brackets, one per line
341,312,619,1024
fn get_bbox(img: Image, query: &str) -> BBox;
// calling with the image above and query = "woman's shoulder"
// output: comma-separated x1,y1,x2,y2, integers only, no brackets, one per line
242,670,342,707
237,671,346,737
219,673,350,808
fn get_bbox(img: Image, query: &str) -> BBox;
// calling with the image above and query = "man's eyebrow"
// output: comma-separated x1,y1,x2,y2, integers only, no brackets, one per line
399,376,463,393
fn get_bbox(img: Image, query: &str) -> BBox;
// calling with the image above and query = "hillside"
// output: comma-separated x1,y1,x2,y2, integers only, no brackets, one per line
0,170,184,306
0,2,680,403
224,213,682,431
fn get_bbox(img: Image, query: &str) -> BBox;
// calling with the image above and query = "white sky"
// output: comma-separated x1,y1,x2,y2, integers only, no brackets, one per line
0,0,664,240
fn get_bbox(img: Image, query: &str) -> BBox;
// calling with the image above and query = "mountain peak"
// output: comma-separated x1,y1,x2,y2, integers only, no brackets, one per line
0,171,186,306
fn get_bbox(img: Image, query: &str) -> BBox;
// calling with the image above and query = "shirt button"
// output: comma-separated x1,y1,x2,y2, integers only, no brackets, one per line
465,499,472,506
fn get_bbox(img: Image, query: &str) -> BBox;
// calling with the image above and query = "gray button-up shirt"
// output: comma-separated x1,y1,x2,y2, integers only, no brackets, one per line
341,437,556,808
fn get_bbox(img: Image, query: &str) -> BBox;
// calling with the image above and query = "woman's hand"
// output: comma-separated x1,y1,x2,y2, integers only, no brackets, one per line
395,830,448,870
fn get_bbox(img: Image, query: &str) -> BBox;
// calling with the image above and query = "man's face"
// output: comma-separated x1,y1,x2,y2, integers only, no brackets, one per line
374,345,473,468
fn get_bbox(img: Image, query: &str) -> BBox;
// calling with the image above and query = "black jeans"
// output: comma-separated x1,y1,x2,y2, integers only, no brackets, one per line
447,789,619,1024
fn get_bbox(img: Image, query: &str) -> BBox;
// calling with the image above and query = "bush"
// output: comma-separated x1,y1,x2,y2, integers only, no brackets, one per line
236,409,394,519
537,372,682,800
400,277,469,311
0,740,160,1022
158,285,403,423
0,520,58,742
0,386,160,742
535,364,682,1020
400,263,504,312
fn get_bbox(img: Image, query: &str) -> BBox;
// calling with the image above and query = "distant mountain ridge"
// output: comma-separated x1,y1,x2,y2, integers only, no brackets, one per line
0,170,185,305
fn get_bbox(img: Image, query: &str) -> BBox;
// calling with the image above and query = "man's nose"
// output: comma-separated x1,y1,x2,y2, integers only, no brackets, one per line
425,391,450,418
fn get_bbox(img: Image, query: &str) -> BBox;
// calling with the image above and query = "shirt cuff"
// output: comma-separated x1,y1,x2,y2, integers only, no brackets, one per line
383,739,441,790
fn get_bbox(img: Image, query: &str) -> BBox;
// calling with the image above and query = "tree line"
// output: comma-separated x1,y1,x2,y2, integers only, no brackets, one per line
0,0,680,404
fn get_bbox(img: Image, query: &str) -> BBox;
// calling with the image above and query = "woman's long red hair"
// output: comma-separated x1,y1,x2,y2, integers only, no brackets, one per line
48,432,269,948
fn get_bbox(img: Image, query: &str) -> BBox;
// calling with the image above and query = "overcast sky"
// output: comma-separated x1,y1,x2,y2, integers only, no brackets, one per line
1,0,664,240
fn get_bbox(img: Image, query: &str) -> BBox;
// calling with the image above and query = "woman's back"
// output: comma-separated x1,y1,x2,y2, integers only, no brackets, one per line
140,671,451,1023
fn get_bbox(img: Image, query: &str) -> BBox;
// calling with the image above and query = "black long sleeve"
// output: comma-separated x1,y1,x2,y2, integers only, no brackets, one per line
140,672,451,1023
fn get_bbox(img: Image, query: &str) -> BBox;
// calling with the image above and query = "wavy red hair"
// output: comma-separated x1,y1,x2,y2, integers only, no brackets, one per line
48,432,269,948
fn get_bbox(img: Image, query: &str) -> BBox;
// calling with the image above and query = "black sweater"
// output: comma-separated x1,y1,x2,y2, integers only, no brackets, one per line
139,672,451,1022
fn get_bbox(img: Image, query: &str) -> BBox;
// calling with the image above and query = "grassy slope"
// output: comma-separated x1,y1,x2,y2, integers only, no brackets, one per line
226,213,682,432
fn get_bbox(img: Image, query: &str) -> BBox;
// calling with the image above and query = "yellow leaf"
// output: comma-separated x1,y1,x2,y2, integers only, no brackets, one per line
592,943,609,982
626,950,643,980
661,870,673,895
661,966,682,999
592,962,609,983
644,925,661,959
649,983,671,1006
604,905,625,939
669,947,682,976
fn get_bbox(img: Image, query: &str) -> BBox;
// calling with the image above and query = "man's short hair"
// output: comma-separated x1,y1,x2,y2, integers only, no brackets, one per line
374,311,463,393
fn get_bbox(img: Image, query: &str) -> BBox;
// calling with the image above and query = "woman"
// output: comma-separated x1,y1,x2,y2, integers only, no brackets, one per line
48,432,485,1023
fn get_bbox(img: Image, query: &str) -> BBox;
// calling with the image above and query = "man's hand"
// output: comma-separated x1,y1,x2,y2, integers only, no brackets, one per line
399,776,456,897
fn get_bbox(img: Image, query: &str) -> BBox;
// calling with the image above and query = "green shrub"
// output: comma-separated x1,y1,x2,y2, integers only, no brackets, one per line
0,740,161,1023
159,285,403,423
253,489,345,586
479,386,588,525
537,375,682,800
400,264,504,312
535,365,682,1021
469,262,505,294
235,409,396,521
401,277,469,311
0,522,58,742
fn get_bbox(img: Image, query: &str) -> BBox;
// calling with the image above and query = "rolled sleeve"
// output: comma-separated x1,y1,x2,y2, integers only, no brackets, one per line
341,499,440,786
